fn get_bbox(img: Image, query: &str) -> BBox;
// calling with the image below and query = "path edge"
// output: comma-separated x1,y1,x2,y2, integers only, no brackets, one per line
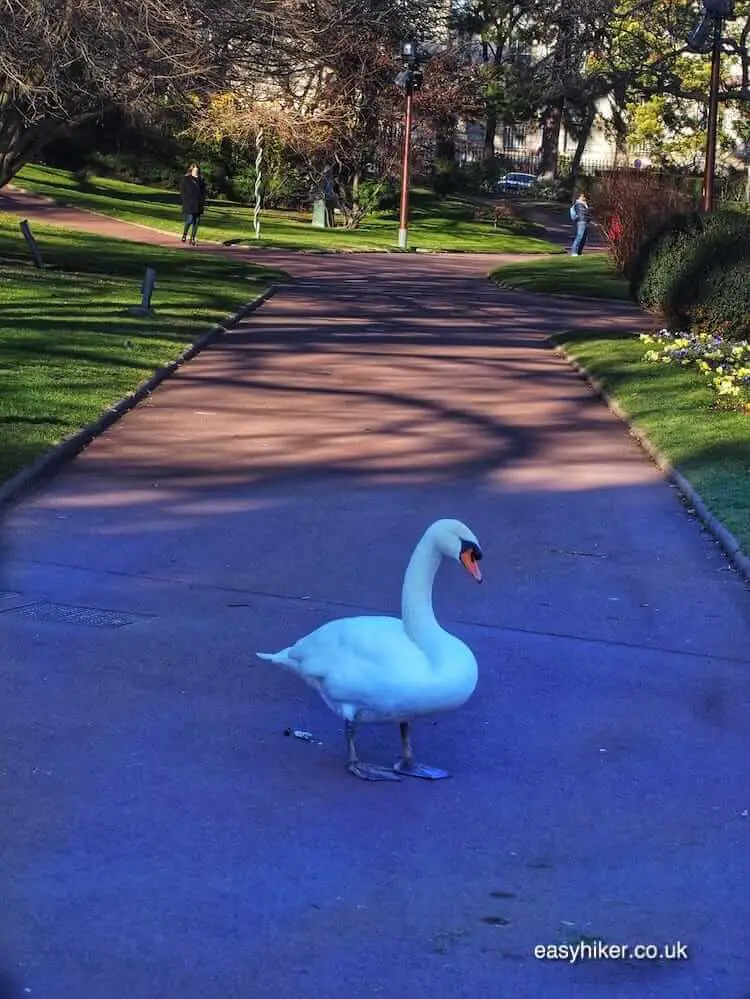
554,341,750,584
0,286,277,513
492,277,643,308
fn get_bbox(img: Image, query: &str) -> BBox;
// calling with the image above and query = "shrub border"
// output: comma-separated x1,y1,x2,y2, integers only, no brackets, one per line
554,338,750,584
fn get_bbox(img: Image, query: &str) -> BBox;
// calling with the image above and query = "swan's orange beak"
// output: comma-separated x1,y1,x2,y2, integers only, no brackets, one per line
460,549,483,582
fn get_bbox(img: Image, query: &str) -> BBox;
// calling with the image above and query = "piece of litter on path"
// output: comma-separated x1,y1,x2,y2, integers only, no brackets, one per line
548,547,608,559
284,728,322,745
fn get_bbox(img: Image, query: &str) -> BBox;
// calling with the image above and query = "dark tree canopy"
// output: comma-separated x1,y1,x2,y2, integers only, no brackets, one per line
0,0,276,186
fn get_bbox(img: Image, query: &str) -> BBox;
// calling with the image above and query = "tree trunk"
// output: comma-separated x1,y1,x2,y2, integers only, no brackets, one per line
0,108,97,188
569,107,596,182
611,108,629,166
482,42,503,163
538,103,563,179
484,109,497,161
435,125,456,163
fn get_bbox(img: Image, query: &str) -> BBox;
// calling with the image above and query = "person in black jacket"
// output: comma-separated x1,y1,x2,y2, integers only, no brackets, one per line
179,164,206,245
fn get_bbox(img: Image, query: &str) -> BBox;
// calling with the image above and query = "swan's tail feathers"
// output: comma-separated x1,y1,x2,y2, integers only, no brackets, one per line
256,649,295,666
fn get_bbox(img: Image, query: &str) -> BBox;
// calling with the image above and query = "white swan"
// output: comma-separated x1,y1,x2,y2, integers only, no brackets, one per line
257,518,483,781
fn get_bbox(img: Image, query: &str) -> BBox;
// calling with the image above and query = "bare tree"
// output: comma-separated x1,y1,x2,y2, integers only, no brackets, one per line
196,0,482,226
0,0,277,187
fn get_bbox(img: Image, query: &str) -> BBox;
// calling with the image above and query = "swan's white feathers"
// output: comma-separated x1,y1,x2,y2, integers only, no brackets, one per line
257,615,457,721
256,518,480,726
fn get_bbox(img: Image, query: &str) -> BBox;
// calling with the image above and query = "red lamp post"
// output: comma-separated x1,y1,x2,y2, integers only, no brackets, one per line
688,0,735,212
702,16,724,212
396,41,423,250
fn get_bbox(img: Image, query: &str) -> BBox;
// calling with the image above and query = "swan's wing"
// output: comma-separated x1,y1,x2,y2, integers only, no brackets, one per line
277,615,433,714
282,616,419,675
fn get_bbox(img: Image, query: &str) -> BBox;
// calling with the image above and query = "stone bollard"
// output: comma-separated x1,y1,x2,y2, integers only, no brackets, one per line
19,219,44,269
127,266,156,317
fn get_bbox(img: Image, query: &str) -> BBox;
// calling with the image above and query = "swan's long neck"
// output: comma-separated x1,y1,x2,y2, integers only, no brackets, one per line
401,534,444,649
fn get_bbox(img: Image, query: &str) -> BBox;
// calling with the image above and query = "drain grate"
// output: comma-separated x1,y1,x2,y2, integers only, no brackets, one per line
4,602,149,629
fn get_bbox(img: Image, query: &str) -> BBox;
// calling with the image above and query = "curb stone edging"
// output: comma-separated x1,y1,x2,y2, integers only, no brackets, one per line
0,286,277,512
493,278,644,309
554,342,750,585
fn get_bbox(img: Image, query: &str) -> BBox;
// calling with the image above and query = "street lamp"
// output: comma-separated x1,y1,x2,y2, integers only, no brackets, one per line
395,40,423,250
688,0,736,212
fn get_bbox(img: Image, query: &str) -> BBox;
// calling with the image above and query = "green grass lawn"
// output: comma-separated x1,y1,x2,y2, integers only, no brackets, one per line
15,164,560,254
0,213,283,484
491,254,631,300
556,328,750,552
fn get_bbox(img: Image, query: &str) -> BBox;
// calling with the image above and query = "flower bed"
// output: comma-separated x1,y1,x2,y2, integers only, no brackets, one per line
641,328,750,410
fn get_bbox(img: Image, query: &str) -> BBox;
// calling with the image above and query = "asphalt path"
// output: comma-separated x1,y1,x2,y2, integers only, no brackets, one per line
1,193,749,999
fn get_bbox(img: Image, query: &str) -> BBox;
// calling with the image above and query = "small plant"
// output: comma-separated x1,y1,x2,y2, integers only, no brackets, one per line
535,178,573,202
432,157,461,196
355,177,398,214
491,200,520,225
474,200,520,227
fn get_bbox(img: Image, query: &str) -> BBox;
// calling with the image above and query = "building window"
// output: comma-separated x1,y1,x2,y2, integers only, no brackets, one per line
502,125,528,150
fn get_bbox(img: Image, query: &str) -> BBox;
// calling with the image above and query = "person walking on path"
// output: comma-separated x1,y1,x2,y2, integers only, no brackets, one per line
569,190,590,256
322,167,338,228
179,164,206,245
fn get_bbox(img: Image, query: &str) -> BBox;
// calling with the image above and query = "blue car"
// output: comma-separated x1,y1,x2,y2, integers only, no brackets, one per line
496,172,538,193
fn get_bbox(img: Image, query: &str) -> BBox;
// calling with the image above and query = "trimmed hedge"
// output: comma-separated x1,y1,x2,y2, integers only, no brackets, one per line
693,258,750,341
627,210,703,300
633,210,750,339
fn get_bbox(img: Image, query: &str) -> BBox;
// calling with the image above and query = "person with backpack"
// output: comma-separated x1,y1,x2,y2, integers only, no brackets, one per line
179,164,207,245
569,191,590,256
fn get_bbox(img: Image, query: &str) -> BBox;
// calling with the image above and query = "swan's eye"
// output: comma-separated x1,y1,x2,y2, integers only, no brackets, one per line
460,539,482,562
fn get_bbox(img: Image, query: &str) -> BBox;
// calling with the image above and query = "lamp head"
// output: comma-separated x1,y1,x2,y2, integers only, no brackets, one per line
403,40,417,64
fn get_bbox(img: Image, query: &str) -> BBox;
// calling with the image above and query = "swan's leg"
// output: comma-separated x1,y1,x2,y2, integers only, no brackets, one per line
393,722,451,780
345,720,401,781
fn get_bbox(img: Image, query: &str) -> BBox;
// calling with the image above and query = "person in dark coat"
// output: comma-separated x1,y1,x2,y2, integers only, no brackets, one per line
179,164,206,245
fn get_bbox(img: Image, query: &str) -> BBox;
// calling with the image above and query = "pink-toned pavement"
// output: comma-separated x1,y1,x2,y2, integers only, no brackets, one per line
1,190,749,999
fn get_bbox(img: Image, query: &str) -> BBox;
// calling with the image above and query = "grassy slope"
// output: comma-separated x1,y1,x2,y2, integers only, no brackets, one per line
0,214,282,483
556,328,750,551
16,164,561,254
491,254,631,301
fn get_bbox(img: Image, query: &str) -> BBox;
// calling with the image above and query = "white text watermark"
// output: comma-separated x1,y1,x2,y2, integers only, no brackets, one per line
534,940,689,965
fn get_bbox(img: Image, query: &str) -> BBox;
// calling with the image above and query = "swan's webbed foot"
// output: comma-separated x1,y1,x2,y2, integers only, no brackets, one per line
393,759,451,780
394,721,451,780
347,761,402,782
345,720,401,782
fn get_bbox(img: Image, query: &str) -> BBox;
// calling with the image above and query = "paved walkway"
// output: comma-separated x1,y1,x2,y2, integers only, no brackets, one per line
1,190,749,999
519,200,608,250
